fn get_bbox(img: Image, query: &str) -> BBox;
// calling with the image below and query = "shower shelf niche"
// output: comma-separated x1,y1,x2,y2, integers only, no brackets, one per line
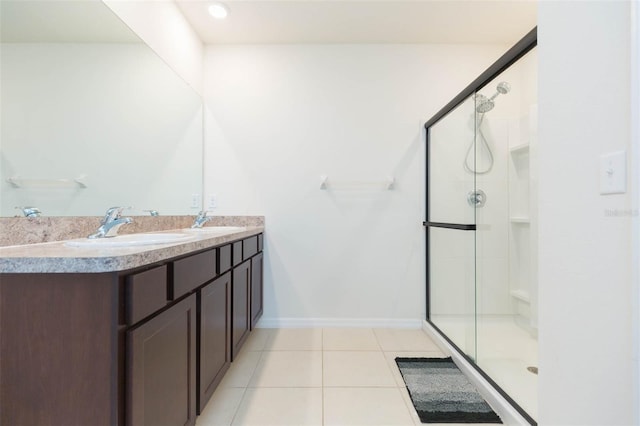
510,289,530,303
509,143,530,155
508,103,538,337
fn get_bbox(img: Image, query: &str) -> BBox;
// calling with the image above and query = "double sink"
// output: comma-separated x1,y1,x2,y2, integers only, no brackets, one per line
64,226,246,248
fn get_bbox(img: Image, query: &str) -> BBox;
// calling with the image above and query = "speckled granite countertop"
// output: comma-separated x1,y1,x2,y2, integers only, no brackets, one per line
0,226,263,274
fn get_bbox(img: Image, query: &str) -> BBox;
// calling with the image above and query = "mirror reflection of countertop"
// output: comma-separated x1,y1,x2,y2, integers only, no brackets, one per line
0,226,264,274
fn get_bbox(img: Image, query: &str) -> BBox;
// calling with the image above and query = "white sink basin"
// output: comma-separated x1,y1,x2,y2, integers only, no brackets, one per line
65,233,194,248
182,226,246,234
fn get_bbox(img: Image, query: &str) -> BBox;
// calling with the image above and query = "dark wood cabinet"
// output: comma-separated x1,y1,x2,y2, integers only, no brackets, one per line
232,259,251,359
171,249,217,299
125,265,168,325
232,241,243,266
251,252,264,329
0,273,120,426
243,235,258,259
127,295,197,426
198,271,231,413
218,244,232,274
0,232,263,426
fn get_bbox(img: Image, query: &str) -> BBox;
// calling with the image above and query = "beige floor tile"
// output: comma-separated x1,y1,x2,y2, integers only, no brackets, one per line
196,387,246,426
263,328,323,351
242,328,273,351
323,387,414,426
323,351,397,387
384,351,448,387
231,388,323,426
218,350,262,388
322,328,381,351
249,351,322,387
397,385,424,426
374,328,442,352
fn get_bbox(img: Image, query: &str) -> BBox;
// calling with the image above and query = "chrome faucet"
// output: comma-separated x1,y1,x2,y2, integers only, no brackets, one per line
191,210,212,228
144,210,159,217
88,206,133,238
16,206,41,218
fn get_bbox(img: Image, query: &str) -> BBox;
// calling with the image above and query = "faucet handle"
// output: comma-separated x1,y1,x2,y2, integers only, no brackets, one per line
191,210,212,228
144,209,159,217
15,206,41,218
102,206,132,223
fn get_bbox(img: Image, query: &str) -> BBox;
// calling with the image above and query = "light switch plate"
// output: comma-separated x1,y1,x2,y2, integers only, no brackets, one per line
207,194,218,209
191,193,201,208
600,150,626,194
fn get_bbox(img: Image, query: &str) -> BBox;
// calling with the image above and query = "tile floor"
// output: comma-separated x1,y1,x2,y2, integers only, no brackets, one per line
196,327,485,426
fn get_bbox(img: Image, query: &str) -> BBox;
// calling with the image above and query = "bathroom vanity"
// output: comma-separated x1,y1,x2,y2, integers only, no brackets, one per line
0,227,264,426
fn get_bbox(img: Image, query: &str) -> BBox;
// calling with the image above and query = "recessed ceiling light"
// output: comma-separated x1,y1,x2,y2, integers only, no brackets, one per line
208,2,229,19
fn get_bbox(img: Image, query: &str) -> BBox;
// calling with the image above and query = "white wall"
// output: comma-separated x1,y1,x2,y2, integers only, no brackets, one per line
203,44,507,326
103,0,204,95
538,1,635,424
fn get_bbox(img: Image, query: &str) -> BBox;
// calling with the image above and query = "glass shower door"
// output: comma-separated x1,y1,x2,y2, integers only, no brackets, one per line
425,30,537,423
427,95,477,360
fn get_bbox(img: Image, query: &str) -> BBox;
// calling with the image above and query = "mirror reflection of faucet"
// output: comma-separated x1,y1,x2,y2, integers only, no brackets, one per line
191,210,212,228
88,206,133,238
15,206,42,218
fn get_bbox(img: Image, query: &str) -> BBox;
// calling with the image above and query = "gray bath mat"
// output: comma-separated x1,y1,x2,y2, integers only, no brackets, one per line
395,357,502,423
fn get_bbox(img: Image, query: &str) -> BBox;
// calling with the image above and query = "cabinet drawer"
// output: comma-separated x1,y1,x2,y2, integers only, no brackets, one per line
232,242,242,267
172,249,217,299
257,234,263,252
218,244,232,274
243,236,258,260
126,265,168,325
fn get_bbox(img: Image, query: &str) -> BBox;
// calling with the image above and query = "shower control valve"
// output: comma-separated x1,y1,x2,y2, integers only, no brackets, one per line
467,190,486,208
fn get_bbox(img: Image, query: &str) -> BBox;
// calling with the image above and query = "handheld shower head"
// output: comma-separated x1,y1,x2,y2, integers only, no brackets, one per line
476,81,511,112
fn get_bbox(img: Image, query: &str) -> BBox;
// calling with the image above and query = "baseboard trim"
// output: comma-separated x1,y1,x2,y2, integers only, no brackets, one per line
255,317,423,329
422,320,533,425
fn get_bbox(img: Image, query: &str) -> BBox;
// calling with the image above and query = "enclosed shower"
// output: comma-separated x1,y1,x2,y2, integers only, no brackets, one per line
424,30,538,423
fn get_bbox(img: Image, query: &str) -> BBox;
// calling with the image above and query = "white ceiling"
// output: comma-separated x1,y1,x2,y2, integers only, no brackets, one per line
175,0,537,45
0,1,537,46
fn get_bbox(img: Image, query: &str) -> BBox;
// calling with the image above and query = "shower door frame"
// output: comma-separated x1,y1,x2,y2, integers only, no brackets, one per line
423,27,537,425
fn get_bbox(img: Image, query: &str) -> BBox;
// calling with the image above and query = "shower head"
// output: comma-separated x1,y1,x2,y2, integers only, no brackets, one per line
476,81,510,113
475,94,494,113
496,81,511,94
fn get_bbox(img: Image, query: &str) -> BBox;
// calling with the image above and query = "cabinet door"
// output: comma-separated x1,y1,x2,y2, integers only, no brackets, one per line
250,252,264,330
127,295,196,426
231,260,250,360
198,272,231,413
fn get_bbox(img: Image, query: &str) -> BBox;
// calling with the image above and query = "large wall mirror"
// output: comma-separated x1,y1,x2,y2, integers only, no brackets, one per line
0,0,203,217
